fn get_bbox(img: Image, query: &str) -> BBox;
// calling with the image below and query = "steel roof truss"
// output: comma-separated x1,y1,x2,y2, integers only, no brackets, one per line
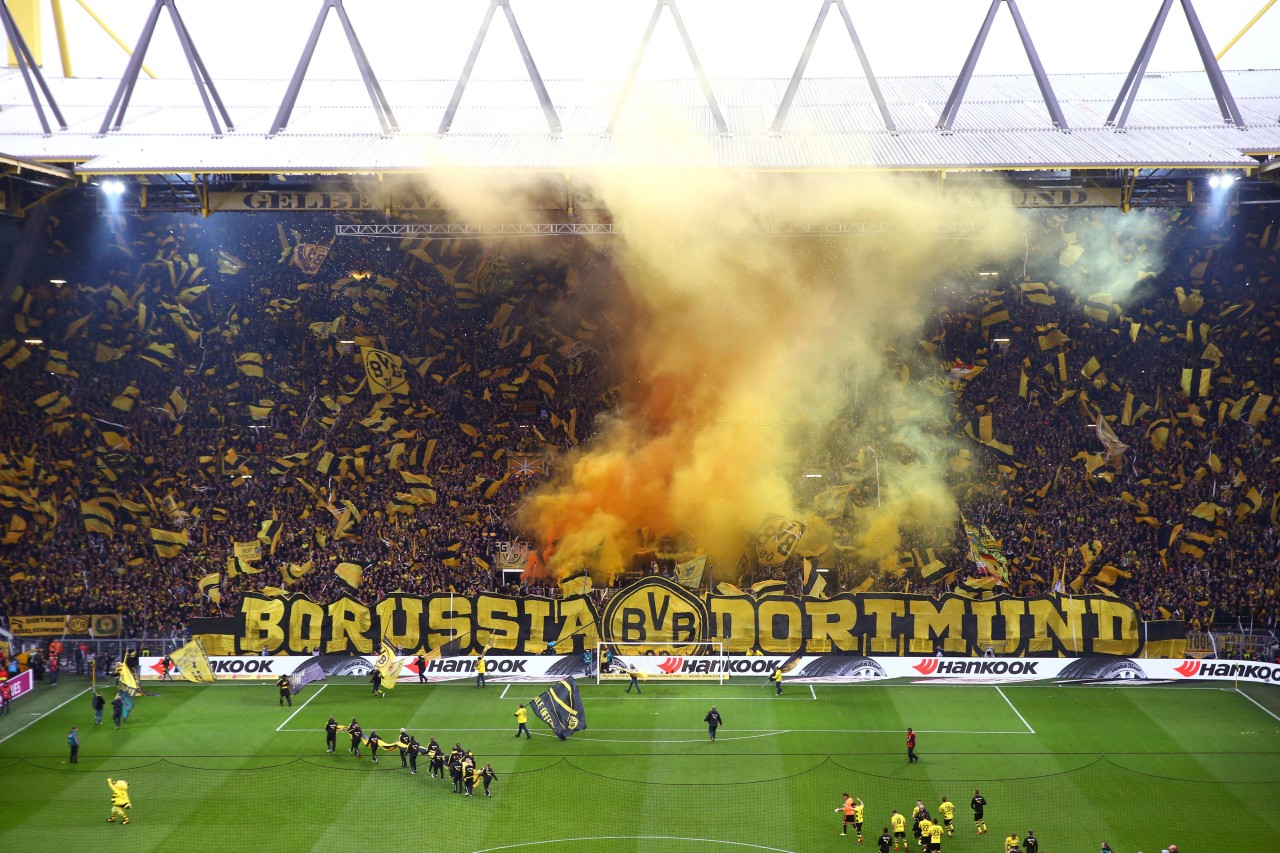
271,0,397,137
771,0,895,133
1108,0,1245,130
439,0,561,135
98,0,232,136
0,0,67,135
937,0,1067,132
608,0,727,135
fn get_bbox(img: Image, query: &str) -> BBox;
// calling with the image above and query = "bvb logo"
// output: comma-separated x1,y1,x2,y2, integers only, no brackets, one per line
567,716,579,730
600,577,709,656
67,616,90,634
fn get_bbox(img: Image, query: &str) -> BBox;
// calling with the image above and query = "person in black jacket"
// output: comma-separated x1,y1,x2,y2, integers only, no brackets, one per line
479,763,497,798
398,728,411,768
704,706,723,742
275,674,292,707
92,691,106,725
348,719,363,756
406,735,420,775
325,716,338,753
111,693,124,730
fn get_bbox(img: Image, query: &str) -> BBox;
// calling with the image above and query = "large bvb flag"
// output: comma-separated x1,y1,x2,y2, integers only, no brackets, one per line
530,677,587,741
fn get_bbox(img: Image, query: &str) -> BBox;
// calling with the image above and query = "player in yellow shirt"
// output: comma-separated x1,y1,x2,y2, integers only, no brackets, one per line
890,810,908,850
938,797,955,836
1004,832,1020,853
928,822,943,852
106,777,131,825
917,817,933,849
852,798,866,844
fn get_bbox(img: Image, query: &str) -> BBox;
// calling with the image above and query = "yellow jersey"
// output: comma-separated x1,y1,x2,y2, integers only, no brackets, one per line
939,800,955,821
515,707,527,724
891,814,906,833
853,804,865,822
930,825,943,843
1005,836,1020,852
919,819,933,837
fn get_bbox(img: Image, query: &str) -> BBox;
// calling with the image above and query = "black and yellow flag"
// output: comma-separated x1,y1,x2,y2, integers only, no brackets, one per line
150,527,189,558
335,562,363,589
361,347,409,395
169,639,216,683
530,677,588,740
1180,367,1211,399
198,572,221,604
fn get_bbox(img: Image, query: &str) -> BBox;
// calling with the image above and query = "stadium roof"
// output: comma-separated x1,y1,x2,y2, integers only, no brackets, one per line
1,68,1278,175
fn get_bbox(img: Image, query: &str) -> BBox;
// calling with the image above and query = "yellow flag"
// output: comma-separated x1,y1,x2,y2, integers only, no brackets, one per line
361,347,409,395
335,562,363,589
374,641,403,690
169,639,216,683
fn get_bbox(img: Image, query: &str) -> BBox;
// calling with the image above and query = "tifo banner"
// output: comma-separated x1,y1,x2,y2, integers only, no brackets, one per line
136,654,1280,686
196,577,1169,658
9,614,114,637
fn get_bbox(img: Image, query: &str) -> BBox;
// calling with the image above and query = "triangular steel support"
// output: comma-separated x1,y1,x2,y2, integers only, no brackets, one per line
98,0,233,136
271,0,396,136
1108,0,1245,130
937,0,1068,132
771,0,894,133
0,0,67,135
439,0,561,135
608,0,727,135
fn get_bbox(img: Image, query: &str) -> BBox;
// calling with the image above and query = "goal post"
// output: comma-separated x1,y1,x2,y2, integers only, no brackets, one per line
595,641,727,685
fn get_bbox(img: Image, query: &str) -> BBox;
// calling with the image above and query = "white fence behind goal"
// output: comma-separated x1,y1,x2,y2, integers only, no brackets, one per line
596,642,727,684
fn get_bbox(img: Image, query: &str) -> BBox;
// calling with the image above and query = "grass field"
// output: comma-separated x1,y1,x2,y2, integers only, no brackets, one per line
1,673,1278,852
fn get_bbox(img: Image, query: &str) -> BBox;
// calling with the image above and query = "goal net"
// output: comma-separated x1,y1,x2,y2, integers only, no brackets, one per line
595,641,726,684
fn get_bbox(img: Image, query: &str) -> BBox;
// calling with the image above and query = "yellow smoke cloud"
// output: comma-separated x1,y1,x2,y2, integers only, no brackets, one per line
433,168,1026,582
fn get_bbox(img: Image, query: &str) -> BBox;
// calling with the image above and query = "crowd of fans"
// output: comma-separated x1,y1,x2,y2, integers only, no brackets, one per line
0,196,1277,638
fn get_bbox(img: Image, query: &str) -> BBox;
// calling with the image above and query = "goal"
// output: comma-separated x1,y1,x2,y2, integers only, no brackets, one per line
595,641,727,684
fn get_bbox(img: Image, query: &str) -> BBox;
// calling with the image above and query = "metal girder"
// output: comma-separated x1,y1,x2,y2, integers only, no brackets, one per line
937,0,1067,132
1108,0,1244,130
99,0,233,136
771,0,894,133
608,0,727,135
271,0,396,136
337,222,615,238
334,221,993,238
0,0,67,135
439,0,561,135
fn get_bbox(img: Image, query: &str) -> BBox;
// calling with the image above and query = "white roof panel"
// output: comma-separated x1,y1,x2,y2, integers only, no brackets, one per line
0,69,1275,173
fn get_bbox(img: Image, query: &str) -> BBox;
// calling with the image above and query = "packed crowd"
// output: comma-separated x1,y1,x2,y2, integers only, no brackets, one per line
0,197,1277,635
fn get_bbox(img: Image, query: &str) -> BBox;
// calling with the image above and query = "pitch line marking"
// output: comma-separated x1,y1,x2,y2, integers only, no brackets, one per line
278,725,1032,735
0,687,91,745
810,685,817,700
1236,687,1280,724
472,836,797,853
500,684,510,699
530,730,790,744
995,685,1035,734
276,683,327,732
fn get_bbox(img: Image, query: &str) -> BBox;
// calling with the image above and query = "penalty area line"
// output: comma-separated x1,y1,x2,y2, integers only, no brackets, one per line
995,685,1035,734
472,835,797,853
1236,687,1280,724
500,684,510,699
276,683,327,732
0,687,92,746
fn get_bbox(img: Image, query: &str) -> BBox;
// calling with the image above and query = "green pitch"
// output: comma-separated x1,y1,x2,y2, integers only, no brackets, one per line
1,674,1278,852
